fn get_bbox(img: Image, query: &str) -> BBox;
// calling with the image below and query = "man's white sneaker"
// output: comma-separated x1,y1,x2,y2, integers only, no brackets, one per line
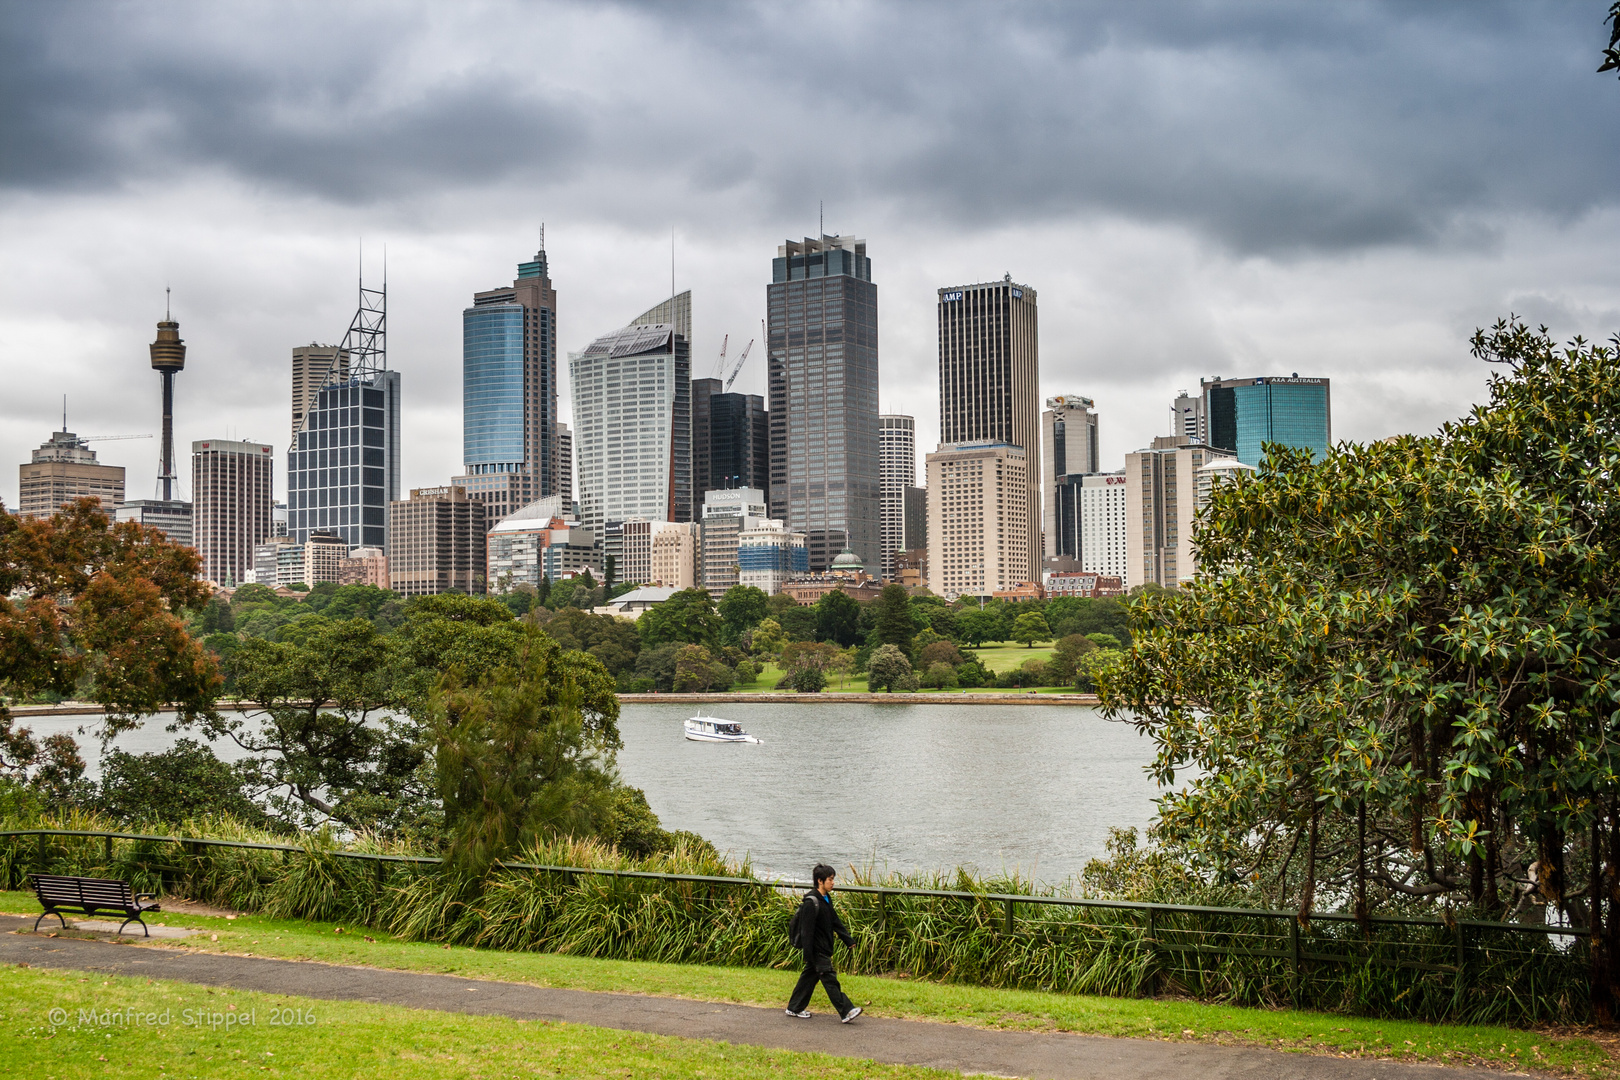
841,1007,862,1023
786,1009,811,1018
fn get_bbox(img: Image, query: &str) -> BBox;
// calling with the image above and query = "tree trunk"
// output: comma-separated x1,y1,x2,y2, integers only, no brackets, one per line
1594,812,1614,1027
1298,805,1319,926
1355,798,1369,929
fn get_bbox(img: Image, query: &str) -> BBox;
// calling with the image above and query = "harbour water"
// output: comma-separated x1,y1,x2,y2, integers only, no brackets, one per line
19,700,1164,884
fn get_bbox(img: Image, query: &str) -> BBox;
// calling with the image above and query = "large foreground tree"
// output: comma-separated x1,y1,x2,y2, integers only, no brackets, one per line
1103,321,1620,1018
0,498,218,797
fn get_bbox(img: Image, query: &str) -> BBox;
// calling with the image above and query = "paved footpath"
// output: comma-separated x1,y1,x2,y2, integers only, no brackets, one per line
0,922,1511,1080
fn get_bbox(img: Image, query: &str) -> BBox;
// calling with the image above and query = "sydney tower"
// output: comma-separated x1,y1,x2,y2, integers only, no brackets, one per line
149,297,186,502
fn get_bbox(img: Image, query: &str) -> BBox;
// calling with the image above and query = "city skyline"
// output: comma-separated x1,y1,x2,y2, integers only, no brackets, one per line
6,6,1614,514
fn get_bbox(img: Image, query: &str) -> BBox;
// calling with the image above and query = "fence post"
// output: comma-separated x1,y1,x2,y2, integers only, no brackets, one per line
103,834,113,867
878,891,888,934
36,833,46,873
1004,898,1015,935
1141,908,1158,998
1289,918,1303,1006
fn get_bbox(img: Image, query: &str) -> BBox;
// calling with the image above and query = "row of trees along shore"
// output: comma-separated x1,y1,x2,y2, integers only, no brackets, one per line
9,319,1620,1016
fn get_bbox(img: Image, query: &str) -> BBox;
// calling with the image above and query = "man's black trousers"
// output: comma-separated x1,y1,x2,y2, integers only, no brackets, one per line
787,954,854,1017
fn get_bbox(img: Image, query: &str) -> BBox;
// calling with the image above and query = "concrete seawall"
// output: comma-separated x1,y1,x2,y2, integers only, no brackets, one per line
8,693,1102,715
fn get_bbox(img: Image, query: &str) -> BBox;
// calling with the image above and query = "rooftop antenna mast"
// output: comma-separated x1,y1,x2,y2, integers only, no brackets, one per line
337,239,386,381
819,200,824,237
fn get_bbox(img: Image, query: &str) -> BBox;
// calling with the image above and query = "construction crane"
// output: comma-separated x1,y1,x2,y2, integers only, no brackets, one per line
723,338,754,391
711,334,729,378
80,434,153,442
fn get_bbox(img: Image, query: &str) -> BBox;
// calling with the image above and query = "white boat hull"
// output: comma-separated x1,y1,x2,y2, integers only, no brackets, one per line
684,717,761,743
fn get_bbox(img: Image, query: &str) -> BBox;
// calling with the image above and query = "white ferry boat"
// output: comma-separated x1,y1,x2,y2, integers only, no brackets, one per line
684,716,761,743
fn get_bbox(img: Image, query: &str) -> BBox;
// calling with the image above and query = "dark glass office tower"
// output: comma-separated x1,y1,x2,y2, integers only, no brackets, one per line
1201,376,1331,467
708,391,768,495
767,235,880,572
288,278,400,549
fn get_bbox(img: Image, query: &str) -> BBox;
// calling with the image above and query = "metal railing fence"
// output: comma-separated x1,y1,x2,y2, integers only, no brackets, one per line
0,827,1589,1023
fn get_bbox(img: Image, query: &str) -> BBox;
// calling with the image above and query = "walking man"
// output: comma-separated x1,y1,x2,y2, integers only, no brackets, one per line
786,863,862,1022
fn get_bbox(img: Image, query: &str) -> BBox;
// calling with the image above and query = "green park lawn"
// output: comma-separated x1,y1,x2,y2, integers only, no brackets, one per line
0,891,1609,1076
963,641,1056,672
0,963,945,1080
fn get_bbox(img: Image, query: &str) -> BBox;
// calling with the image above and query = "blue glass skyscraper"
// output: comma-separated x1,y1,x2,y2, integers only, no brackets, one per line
454,249,559,524
1202,376,1331,467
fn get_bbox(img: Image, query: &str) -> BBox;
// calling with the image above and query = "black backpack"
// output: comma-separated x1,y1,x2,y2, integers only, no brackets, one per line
788,895,814,949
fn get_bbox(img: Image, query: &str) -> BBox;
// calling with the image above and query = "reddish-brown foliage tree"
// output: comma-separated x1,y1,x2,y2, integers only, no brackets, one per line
0,497,219,785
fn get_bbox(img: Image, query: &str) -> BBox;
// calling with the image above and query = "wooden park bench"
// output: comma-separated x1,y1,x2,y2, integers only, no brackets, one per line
29,874,161,937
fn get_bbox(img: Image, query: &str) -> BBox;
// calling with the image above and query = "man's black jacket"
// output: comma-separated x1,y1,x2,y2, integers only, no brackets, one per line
798,890,854,961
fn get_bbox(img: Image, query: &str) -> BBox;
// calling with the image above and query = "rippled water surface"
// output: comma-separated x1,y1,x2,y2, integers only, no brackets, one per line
25,701,1164,884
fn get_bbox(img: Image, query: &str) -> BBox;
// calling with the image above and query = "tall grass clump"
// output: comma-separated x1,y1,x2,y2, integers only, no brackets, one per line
0,814,1589,1026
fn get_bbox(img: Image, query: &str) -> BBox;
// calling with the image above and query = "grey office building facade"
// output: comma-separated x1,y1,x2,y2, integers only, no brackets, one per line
767,235,880,572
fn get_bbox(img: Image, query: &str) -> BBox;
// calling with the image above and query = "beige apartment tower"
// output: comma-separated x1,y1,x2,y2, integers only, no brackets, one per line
937,278,1040,584
925,441,1030,601
388,486,489,597
191,438,275,587
18,430,125,520
291,345,348,444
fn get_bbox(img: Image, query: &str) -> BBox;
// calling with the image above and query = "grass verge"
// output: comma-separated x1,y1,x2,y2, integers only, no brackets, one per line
1,891,1608,1076
0,963,952,1080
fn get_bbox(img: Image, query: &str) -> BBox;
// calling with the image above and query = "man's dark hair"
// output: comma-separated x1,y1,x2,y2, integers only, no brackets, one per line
813,863,836,885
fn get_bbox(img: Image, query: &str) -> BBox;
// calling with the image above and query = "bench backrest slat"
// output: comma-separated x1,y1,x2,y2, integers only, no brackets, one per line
31,874,137,910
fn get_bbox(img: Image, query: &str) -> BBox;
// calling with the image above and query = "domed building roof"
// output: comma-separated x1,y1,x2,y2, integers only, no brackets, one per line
830,548,864,573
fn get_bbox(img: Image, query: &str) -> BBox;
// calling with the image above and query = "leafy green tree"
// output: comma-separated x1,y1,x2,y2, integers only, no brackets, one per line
637,588,722,648
1046,633,1097,685
789,666,827,693
955,660,987,688
733,657,758,685
917,639,963,669
429,628,619,877
871,583,916,655
1076,649,1120,694
1011,611,1051,647
750,617,784,655
1103,319,1620,1014
814,588,861,646
673,644,715,692
718,584,769,645
540,607,641,675
866,644,912,693
633,643,682,691
920,662,959,689
231,583,277,606
95,739,271,828
954,607,1000,647
536,576,552,608
777,604,818,642
1085,632,1122,651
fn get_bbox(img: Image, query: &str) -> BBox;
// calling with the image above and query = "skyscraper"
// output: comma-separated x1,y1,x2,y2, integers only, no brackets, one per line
878,414,915,581
454,248,560,524
191,438,274,587
569,317,692,542
767,235,880,572
937,277,1040,583
1124,435,1235,589
707,391,768,495
1041,395,1098,560
287,276,400,550
691,376,719,507
555,421,573,507
292,345,348,444
1171,390,1204,443
18,429,124,520
1200,376,1331,466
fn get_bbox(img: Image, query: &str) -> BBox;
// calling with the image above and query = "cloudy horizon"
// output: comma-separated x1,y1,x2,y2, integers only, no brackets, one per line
3,1,1618,508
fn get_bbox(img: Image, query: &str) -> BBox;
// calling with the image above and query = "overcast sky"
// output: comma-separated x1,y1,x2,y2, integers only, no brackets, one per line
3,1,1618,509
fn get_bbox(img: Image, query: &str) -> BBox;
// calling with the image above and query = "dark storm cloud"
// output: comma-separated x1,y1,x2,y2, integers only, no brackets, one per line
2,1,1616,254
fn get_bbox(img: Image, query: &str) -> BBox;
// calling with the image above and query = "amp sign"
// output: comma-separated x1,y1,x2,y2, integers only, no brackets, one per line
941,291,963,303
